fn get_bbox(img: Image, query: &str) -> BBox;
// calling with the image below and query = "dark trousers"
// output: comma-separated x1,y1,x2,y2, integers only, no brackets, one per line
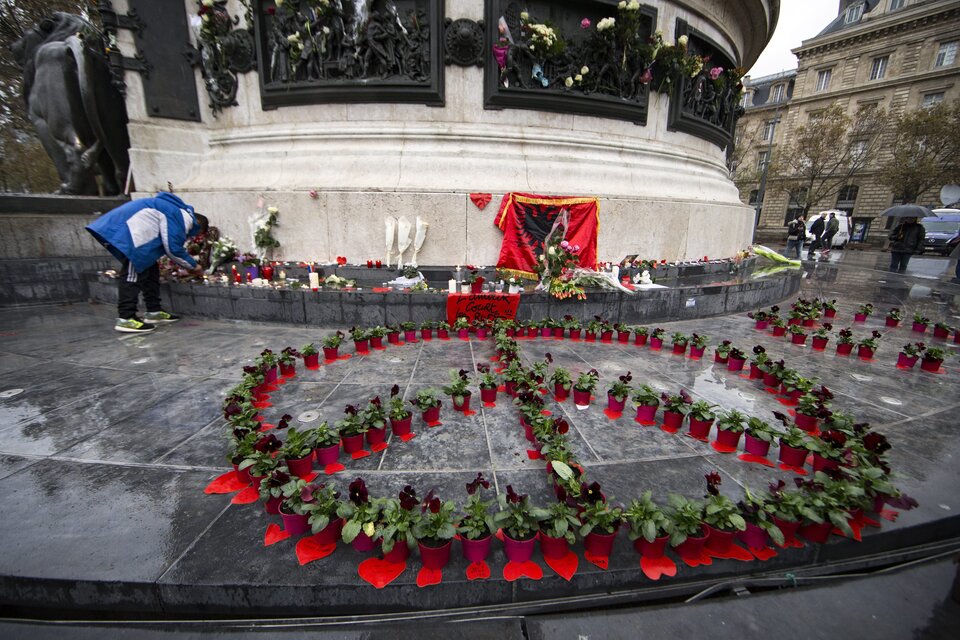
118,259,161,319
889,252,912,273
806,235,822,257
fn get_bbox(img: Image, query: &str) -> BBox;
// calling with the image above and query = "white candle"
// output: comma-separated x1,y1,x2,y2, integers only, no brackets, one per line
448,279,457,294
309,272,320,290
279,270,286,280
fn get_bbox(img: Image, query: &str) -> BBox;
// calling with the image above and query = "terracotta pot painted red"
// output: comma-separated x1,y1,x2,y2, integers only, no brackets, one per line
502,532,537,563
663,411,684,430
744,433,771,457
585,331,597,341
539,533,570,559
858,345,874,359
714,351,728,363
754,320,769,330
812,452,839,472
304,353,320,368
762,372,780,387
790,333,807,345
419,540,453,569
354,339,369,353
727,356,746,372
749,363,763,379
390,415,412,436
584,528,619,556
772,516,800,543
617,331,630,343
352,531,379,552
600,330,614,341
912,322,927,334
287,455,314,478
264,366,279,384
933,326,950,339
314,517,344,545
315,443,340,466
716,428,742,449
280,511,310,535
650,337,663,349
280,363,296,377
737,522,769,549
437,329,449,339
635,404,658,423
688,417,713,439
634,333,648,346
607,394,627,413
573,389,592,406
799,521,833,544
885,317,899,328
382,542,410,563
420,329,433,340
322,346,339,360
265,495,282,515
812,337,829,350
672,342,687,355
673,526,708,556
367,426,386,447
422,406,441,423
461,534,492,563
772,326,787,337
778,443,807,467
404,330,418,342
920,357,943,372
795,412,818,432
689,346,705,358
705,525,735,553
480,387,497,403
836,343,854,355
570,329,582,340
341,433,364,453
824,308,837,318
387,332,401,344
802,318,815,327
634,534,669,558
853,313,867,322
897,352,918,368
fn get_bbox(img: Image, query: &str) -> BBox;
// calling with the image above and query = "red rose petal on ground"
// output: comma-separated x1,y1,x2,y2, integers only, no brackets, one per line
416,567,443,587
295,538,337,566
370,442,388,453
706,543,754,562
230,486,260,504
640,555,677,581
503,560,543,581
264,523,291,546
584,550,610,570
527,449,541,460
659,423,680,434
749,546,778,561
466,561,491,581
351,450,371,460
426,421,442,428
204,471,249,494
738,453,775,467
359,557,407,589
603,409,622,420
544,551,578,581
398,433,417,442
710,441,738,453
324,462,346,475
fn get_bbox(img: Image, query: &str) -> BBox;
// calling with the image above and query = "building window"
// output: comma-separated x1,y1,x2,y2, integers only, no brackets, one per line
935,41,957,67
851,140,868,163
870,55,889,80
757,151,770,172
921,92,945,108
771,84,784,103
785,188,808,224
816,69,832,92
837,185,859,214
762,120,777,141
890,0,905,10
845,2,864,24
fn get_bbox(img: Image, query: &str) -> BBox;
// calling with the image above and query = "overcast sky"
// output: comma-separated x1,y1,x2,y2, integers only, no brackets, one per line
747,0,840,78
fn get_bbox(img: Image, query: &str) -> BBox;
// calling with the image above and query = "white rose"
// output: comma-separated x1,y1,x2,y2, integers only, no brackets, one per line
618,1,626,8
520,11,529,20
581,66,589,75
267,206,279,215
287,33,300,43
564,77,574,87
627,0,640,10
202,0,214,7
678,35,688,47
548,246,557,256
574,74,583,82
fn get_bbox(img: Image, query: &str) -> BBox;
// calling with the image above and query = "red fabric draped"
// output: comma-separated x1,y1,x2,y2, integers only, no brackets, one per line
493,193,599,279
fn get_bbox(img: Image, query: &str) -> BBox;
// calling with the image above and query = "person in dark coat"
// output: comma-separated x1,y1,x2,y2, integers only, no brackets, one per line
87,192,208,333
785,214,806,258
888,217,925,273
806,214,826,260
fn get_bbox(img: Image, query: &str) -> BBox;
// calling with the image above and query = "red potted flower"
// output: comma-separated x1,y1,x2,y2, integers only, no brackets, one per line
737,491,786,549
573,369,600,407
788,324,808,345
539,500,580,560
726,346,747,372
442,369,473,412
281,477,337,537
301,342,320,369
810,323,832,350
743,416,776,457
414,388,443,423
377,486,420,563
821,299,838,319
606,371,633,413
660,389,692,431
835,328,855,355
258,467,291,515
279,347,299,377
494,485,549,563
749,345,769,379
615,323,631,343
453,316,470,339
563,315,582,340
687,400,717,440
670,332,689,355
748,309,771,330
795,478,856,543
387,385,413,436
632,384,660,423
436,321,451,340
279,423,316,478
550,366,573,401
885,307,902,328
335,405,368,454
386,325,402,345
400,321,418,342
666,494,708,558
794,392,829,433
713,340,732,364
897,342,924,369
689,333,708,358
362,397,388,448
770,317,787,337
420,320,435,341
920,345,946,372
633,326,649,346
579,482,623,557
702,473,747,554
933,321,952,340
257,349,279,385
776,424,812,468
457,474,496,563
649,327,665,349
626,491,671,560
349,326,369,353
477,365,499,404
808,429,846,473
854,303,874,323
469,271,485,294
367,326,387,349
713,408,745,450
413,489,458,570
313,422,341,467
322,331,345,360
766,480,804,546
857,330,883,359
303,482,344,545
338,478,384,552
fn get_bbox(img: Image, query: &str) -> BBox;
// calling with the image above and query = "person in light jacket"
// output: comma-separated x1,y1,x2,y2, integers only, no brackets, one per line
887,217,925,274
87,192,208,333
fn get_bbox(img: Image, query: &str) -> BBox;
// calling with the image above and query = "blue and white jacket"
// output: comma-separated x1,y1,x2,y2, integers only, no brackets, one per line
86,192,201,273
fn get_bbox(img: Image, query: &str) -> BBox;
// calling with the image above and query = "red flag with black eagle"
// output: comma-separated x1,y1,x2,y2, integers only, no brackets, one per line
493,193,599,279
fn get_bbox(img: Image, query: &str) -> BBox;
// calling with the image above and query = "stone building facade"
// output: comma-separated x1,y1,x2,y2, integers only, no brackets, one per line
737,0,960,244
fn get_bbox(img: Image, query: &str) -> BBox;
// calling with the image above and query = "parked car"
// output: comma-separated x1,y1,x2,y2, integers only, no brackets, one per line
805,211,851,248
919,210,960,256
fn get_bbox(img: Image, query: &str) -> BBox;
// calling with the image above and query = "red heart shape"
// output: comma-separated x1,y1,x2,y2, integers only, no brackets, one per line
351,450,371,460
426,421,442,428
461,409,477,417
264,523,291,546
416,566,443,587
602,409,622,421
659,423,680,434
710,441,738,454
503,560,543,582
358,557,407,589
749,546,777,561
678,548,713,568
398,433,416,442
544,551,578,581
469,193,492,209
879,508,899,522
204,471,248,494
584,550,609,570
324,462,346,475
295,537,337,566
370,442,388,453
738,453,775,468
466,561,491,581
640,555,677,581
230,486,260,505
705,543,754,562
540,410,552,416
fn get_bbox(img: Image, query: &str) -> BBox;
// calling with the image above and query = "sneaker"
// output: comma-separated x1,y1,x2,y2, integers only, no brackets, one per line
143,310,180,323
115,317,156,333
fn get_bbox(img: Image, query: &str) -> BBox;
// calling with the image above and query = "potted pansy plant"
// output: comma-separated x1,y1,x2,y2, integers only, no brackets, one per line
322,331,345,360
687,400,717,440
702,472,747,554
550,366,573,400
414,387,443,423
743,416,777,457
338,478,385,552
606,371,633,413
453,316,471,339
665,494,707,556
770,316,788,337
573,369,600,406
821,299,838,319
912,311,930,334
660,389,692,431
313,421,341,468
578,481,624,557
442,369,473,411
477,364,499,404
376,485,421,562
301,342,320,369
921,345,946,372
335,404,367,454
349,326,369,352
811,323,832,350
854,303,874,322
279,347,299,377
387,384,413,436
689,333,708,358
631,384,660,424
301,482,343,544
670,332,689,355
737,489,785,549
726,346,747,371
412,489,458,570
633,325,649,346
367,325,387,349
457,473,497,563
897,342,924,369
436,320,451,340
563,315,582,339
400,321,418,342
649,327,666,349
539,499,581,559
788,323,807,345
625,491,672,561
713,408,745,450
258,467,291,515
714,340,732,363
836,328,855,355
933,321,952,340
278,476,324,536
279,426,318,478
361,396,388,448
857,330,882,359
494,485,549,563
885,307,903,327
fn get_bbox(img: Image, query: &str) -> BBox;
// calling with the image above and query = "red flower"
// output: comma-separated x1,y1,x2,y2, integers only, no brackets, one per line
466,473,490,495
705,471,722,495
582,481,604,503
390,384,400,397
555,418,569,434
505,485,524,504
399,485,418,510
253,434,282,453
349,478,369,505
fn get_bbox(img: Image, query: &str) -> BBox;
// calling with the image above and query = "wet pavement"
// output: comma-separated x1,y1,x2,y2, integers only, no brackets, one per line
0,250,958,617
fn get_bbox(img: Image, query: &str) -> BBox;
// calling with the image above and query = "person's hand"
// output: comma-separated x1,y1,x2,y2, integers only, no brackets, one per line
188,265,205,277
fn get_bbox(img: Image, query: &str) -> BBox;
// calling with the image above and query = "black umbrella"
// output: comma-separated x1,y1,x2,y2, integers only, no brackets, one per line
880,204,934,218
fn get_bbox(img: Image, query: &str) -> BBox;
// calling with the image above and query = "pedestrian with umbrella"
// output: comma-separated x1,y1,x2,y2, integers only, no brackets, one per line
882,204,931,273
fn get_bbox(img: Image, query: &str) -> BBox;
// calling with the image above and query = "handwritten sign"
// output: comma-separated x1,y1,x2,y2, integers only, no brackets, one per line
446,293,520,327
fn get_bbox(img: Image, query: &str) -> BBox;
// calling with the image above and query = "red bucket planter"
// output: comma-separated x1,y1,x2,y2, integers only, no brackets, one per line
744,433,770,457
476,328,488,340
264,366,279,384
885,317,899,328
649,337,663,349
315,443,340,466
419,540,453,570
422,406,441,423
798,521,833,544
795,413,818,432
315,517,344,545
584,528,619,557
233,464,252,485
367,426,386,448
836,343,854,356
280,362,296,377
471,282,483,294
634,534,669,558
584,331,597,342
453,393,472,412
607,394,627,413
715,428,742,449
457,328,470,339
341,433,364,454
857,345,874,359
404,330,418,342
504,381,518,397
303,353,320,368
554,327,566,338
502,532,537,563
811,337,829,350
573,389,592,406
749,363,764,379
526,327,539,338
689,346,705,358
461,534,492,563
540,327,552,338
754,320,769,330
772,325,786,337
737,522,769,549
521,418,536,443
354,339,369,353
704,525,735,553
933,325,950,339
322,346,339,360
265,495,282,515
387,331,401,344
600,330,614,342
287,454,314,478
812,453,839,473
773,516,801,544
802,318,816,327
714,351,728,364
788,317,801,326
570,329,582,340
778,442,807,467
352,531,380,552
688,417,713,439
897,353,918,369
853,313,867,322
635,404,657,423
727,356,746,372
280,511,311,535
912,322,927,334
554,383,569,401
480,386,498,403
421,328,433,341
673,526,708,557
790,333,807,345
437,329,449,339
539,533,570,559
617,331,631,343
824,308,837,319
634,333,648,346
663,411,685,430
672,342,687,355
390,415,412,437
920,357,943,372
383,542,410,563
762,372,780,387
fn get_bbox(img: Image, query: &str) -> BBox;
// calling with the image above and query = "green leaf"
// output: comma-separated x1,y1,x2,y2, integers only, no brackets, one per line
550,460,574,480
341,519,362,543
729,514,746,530
642,520,656,543
309,514,329,533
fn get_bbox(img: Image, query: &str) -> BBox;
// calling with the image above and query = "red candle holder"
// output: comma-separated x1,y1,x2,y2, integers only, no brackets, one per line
367,260,373,268
375,260,382,268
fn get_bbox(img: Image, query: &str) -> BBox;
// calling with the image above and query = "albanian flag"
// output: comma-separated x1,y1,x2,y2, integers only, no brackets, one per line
494,193,599,279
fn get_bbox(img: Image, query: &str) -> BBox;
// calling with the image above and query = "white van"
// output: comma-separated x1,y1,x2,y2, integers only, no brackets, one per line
805,210,851,248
